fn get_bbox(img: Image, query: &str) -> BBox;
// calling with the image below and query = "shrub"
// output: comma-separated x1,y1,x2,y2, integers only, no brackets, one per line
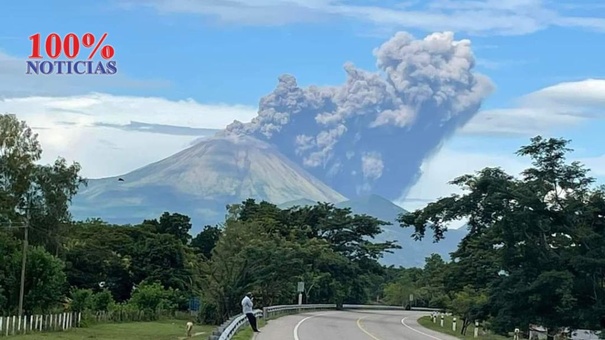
129,282,174,311
91,289,114,311
198,302,221,325
70,288,93,312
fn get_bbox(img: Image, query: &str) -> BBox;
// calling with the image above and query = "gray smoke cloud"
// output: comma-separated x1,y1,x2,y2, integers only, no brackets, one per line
223,31,494,200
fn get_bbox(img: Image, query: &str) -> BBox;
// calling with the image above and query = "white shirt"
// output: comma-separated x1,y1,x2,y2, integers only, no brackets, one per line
241,296,253,314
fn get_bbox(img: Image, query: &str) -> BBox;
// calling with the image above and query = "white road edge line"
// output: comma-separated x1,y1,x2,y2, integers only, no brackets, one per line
401,316,443,340
293,312,336,340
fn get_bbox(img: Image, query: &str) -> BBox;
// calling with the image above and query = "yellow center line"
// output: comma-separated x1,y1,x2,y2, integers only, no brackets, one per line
356,316,382,340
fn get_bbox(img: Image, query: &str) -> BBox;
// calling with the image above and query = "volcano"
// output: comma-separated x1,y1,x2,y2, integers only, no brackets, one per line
70,135,346,228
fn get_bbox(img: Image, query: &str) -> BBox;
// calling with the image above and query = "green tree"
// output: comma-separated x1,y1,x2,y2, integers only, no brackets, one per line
0,114,41,221
130,231,194,291
191,225,222,259
398,136,605,335
69,288,93,312
12,245,67,314
64,222,135,301
90,289,114,311
417,254,449,307
235,200,399,304
142,212,192,244
129,282,173,311
29,158,85,254
0,233,20,314
449,285,488,335
0,114,85,254
66,219,203,301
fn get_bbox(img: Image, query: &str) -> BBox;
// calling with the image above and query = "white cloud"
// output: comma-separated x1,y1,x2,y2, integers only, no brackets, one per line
121,0,605,35
462,79,605,135
0,93,257,178
397,147,529,211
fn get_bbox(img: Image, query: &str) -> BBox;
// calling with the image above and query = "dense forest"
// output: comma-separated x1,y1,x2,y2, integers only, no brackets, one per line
1,113,604,337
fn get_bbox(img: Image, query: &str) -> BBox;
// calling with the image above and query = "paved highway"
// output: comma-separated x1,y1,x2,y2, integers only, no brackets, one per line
253,310,459,340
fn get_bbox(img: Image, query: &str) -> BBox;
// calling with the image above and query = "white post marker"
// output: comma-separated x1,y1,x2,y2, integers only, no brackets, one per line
297,282,304,305
440,314,444,327
452,317,456,331
514,328,520,340
474,320,479,338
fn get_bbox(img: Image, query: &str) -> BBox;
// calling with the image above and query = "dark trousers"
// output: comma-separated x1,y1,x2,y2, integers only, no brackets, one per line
246,313,258,331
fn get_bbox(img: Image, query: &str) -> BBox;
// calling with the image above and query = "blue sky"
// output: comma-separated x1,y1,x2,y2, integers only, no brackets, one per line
1,0,605,211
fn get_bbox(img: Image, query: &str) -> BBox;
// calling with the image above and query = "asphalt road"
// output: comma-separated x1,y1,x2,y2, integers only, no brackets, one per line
253,310,460,340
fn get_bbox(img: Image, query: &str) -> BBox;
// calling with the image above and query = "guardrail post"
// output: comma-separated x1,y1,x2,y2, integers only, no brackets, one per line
208,329,220,340
263,307,268,320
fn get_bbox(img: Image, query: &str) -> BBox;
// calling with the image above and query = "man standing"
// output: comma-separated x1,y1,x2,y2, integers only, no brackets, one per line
242,292,260,332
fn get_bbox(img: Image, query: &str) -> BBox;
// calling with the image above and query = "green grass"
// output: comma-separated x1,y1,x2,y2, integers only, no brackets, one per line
418,315,509,340
231,318,267,340
5,319,214,340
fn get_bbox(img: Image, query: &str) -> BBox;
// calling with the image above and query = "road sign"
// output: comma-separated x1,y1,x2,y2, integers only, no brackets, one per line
297,281,304,293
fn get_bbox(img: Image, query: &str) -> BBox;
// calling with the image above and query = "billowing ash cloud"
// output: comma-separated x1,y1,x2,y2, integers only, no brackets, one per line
223,31,494,200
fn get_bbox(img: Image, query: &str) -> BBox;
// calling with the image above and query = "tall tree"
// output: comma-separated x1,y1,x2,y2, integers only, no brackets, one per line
0,114,41,221
398,136,605,335
191,225,222,259
0,114,85,253
142,212,193,244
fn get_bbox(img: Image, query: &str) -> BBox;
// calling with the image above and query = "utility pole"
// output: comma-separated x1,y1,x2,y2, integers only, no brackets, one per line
17,204,30,318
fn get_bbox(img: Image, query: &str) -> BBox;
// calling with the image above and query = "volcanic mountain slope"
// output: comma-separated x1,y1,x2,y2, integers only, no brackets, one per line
70,135,347,227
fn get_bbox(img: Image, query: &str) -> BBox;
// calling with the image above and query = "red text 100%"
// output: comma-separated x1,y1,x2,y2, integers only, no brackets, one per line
26,33,117,75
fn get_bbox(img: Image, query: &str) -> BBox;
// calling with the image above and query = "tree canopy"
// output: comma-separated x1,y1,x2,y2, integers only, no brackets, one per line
399,136,605,336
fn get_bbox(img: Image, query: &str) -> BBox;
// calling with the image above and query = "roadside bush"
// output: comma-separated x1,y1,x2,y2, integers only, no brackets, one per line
70,288,93,312
129,282,172,311
91,289,114,311
198,302,221,325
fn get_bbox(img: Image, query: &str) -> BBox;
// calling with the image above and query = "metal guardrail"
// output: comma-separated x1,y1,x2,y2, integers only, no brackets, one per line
207,304,441,340
343,304,444,312
208,309,263,340
262,304,336,318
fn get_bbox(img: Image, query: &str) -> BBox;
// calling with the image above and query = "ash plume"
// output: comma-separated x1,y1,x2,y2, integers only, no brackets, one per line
223,31,494,200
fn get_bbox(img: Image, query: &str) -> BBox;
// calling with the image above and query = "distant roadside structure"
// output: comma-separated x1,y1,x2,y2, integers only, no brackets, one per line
528,324,601,340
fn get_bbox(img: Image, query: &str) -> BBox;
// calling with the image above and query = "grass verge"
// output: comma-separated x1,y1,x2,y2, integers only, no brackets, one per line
417,315,509,340
231,318,268,340
6,319,214,340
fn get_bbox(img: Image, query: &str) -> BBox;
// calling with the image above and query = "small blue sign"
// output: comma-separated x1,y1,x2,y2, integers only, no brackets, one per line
189,297,201,312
